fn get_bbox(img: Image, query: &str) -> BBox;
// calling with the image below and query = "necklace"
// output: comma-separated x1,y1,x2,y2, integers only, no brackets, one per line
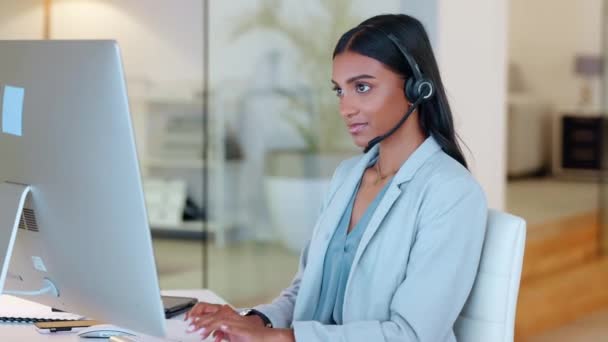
374,162,398,185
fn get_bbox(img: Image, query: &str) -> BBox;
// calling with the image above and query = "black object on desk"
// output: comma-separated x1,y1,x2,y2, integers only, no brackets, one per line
162,295,198,318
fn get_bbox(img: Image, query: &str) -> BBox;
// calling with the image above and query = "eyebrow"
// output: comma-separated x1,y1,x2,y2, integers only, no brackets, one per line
331,74,376,85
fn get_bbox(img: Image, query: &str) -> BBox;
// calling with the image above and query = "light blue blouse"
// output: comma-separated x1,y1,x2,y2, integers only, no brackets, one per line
312,159,391,324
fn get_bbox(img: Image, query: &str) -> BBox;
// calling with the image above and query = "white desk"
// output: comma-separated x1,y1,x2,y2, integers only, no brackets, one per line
0,289,227,341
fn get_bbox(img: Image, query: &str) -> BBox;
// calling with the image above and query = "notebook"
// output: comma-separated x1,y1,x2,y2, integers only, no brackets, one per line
0,294,83,323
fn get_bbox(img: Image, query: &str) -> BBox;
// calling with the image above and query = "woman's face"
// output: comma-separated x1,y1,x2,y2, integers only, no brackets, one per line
332,51,410,148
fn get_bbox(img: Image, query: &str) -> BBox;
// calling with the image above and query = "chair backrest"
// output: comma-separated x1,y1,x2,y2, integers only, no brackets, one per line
454,209,527,342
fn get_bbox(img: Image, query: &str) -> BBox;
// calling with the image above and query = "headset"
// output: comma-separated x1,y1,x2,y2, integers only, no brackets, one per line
359,25,435,153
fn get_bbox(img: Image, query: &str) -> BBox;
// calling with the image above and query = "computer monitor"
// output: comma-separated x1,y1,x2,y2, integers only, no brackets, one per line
0,40,166,336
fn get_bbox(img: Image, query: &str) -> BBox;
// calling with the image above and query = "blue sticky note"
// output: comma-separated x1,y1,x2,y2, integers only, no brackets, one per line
2,85,25,136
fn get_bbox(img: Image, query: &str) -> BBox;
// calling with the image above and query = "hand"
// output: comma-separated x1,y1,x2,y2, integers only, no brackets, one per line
185,303,264,329
184,302,229,341
185,302,288,342
184,301,224,322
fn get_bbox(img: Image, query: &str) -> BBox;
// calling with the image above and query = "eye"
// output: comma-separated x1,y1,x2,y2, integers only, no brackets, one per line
355,83,371,93
333,86,344,97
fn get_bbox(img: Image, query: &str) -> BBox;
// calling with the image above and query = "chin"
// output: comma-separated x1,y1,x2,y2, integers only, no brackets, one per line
352,136,371,149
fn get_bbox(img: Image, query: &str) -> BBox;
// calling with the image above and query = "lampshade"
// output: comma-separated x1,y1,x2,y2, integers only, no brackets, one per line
574,55,603,77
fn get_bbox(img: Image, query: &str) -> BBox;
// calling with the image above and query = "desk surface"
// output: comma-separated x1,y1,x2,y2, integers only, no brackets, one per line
0,289,226,341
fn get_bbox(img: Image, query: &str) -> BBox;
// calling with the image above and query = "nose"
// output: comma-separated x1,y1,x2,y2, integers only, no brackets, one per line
339,97,358,118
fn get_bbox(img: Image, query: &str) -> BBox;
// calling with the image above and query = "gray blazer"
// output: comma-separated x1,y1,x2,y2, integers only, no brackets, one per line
255,136,488,341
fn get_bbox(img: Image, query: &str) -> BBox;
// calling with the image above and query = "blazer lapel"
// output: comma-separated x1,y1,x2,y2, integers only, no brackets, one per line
350,184,401,272
342,136,443,315
293,146,378,321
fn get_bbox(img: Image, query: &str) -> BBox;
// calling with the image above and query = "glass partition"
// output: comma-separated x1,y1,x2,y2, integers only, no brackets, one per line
207,0,400,306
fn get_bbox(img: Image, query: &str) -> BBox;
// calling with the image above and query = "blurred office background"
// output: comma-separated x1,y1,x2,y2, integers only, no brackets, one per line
0,0,607,340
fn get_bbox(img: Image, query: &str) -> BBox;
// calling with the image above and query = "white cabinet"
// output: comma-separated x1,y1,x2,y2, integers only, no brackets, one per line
507,94,552,177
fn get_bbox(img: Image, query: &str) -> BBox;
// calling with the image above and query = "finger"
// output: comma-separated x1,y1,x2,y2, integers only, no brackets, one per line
213,330,226,342
197,314,242,340
191,315,230,339
185,302,221,321
186,313,216,333
198,321,221,340
185,303,203,320
189,305,239,331
187,302,221,318
198,304,235,319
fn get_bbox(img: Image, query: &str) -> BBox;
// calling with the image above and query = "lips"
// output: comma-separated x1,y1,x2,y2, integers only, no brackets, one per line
348,123,368,134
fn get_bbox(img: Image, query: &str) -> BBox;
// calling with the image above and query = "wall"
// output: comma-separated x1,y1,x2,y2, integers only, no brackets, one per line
509,0,603,113
0,1,43,39
50,0,204,98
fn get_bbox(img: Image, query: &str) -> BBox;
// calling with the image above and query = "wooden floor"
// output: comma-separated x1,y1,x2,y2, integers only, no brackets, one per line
515,211,608,340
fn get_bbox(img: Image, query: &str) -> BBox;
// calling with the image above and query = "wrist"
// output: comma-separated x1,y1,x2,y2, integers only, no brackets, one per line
240,308,273,328
244,314,265,327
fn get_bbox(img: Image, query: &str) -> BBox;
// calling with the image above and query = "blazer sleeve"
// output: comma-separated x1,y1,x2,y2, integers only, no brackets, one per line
253,159,353,328
291,176,488,341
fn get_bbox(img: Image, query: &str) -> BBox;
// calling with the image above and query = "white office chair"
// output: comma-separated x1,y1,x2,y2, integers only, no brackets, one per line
454,209,527,342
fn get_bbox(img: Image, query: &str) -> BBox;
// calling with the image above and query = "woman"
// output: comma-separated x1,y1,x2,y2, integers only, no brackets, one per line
185,13,487,342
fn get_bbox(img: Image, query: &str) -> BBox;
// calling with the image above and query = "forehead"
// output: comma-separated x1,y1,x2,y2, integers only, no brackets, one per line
332,51,400,83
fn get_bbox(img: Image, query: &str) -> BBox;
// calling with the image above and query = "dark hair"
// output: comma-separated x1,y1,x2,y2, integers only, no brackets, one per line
333,14,468,169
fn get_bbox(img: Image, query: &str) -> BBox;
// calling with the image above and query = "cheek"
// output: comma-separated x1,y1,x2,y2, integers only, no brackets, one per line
362,92,405,132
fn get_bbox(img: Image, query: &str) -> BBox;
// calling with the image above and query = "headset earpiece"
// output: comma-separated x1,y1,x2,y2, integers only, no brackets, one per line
405,78,434,102
360,27,434,102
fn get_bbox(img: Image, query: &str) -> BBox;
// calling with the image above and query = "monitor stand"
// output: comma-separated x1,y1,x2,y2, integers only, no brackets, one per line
0,182,59,297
